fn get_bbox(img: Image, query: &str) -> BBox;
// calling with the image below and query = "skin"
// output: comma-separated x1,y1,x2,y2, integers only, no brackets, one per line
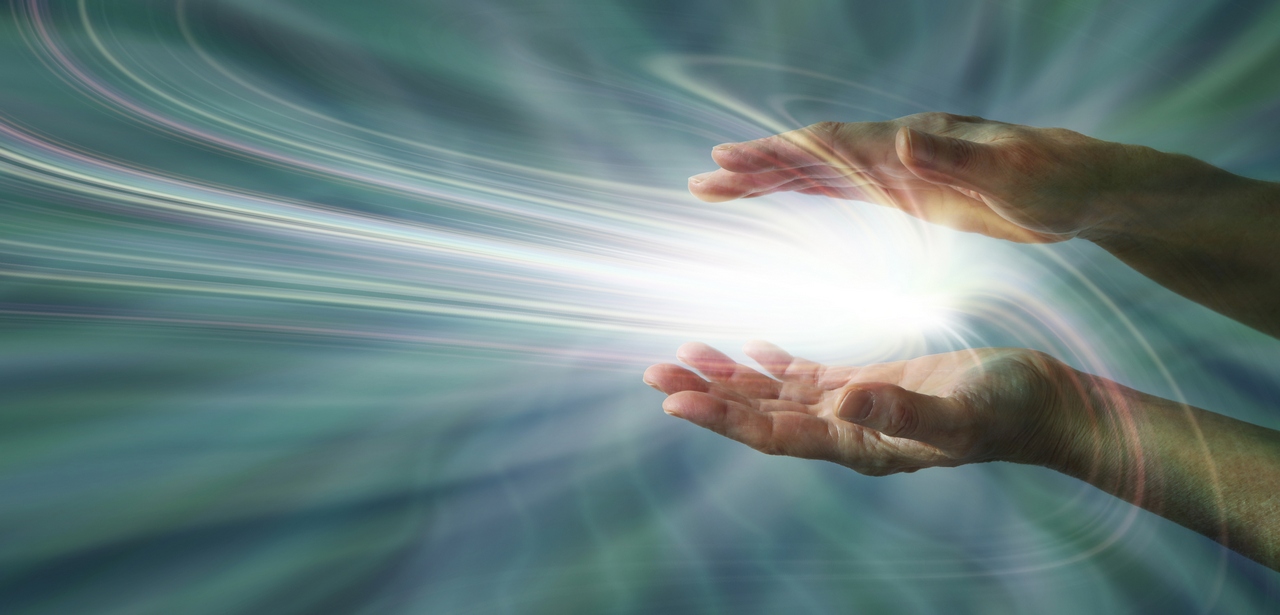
648,113,1280,569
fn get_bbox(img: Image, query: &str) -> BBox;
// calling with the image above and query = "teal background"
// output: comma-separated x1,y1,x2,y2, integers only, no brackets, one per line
3,0,1280,613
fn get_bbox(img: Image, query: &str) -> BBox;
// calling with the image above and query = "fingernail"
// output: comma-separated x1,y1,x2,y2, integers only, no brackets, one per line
688,173,710,185
904,128,934,163
642,377,662,392
837,389,874,422
713,143,736,151
662,400,684,418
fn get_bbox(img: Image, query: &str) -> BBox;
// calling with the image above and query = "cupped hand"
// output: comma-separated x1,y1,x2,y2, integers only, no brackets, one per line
644,341,1087,475
688,113,1133,243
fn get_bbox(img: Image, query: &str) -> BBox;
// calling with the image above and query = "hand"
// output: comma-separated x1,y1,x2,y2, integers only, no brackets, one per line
643,341,1086,475
688,113,1136,243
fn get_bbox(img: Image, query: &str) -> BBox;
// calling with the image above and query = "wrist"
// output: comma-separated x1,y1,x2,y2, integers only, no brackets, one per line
991,355,1115,471
1080,144,1267,246
1037,369,1146,488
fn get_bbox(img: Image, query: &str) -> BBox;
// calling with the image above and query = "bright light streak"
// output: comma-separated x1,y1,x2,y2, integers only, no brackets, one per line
644,199,962,352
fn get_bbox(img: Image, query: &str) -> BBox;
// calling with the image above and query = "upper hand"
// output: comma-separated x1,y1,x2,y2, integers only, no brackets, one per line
644,341,1085,475
688,113,1131,243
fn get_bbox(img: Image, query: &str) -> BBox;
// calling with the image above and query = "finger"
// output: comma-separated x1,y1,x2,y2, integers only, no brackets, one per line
743,340,825,385
756,398,816,414
895,127,1004,196
690,166,880,202
689,168,843,203
795,185,875,200
643,363,764,408
677,342,782,399
835,383,972,454
711,123,847,173
743,173,885,200
779,172,882,188
739,341,828,404
643,363,710,394
842,362,907,386
663,391,839,460
724,165,868,181
743,182,862,200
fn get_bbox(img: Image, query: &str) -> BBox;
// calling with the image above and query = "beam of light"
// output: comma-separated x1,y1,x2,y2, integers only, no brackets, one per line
3,0,982,355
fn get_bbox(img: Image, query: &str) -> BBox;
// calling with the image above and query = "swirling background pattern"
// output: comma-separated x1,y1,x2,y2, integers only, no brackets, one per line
3,0,1280,612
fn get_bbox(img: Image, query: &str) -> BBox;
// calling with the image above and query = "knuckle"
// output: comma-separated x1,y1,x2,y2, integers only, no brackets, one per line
1041,126,1084,142
902,112,982,132
808,121,842,136
933,112,967,126
951,113,986,123
1014,347,1053,364
753,416,782,456
899,112,944,129
755,441,783,456
884,397,918,437
806,121,843,149
948,139,981,172
994,139,1043,175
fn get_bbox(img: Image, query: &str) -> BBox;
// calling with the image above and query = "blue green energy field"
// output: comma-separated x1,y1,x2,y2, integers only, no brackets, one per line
3,1,1280,613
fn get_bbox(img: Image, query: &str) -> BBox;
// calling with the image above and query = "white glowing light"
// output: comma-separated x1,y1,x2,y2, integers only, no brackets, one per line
651,199,968,355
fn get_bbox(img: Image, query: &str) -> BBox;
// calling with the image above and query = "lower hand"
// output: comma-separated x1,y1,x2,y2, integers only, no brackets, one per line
644,341,1086,475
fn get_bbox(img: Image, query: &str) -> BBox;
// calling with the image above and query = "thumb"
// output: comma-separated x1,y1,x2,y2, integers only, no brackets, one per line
895,126,1003,194
836,383,972,452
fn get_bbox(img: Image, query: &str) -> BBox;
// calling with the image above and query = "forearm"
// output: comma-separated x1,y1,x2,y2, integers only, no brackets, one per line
1050,373,1280,569
1083,149,1280,336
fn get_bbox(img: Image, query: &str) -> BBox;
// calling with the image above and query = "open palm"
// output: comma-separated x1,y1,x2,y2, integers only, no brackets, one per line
644,341,1079,475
